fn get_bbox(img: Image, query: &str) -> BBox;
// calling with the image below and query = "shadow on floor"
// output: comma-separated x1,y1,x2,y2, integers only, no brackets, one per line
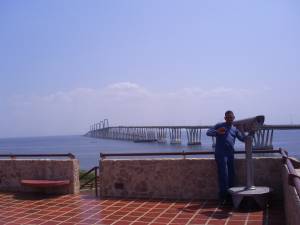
13,192,62,200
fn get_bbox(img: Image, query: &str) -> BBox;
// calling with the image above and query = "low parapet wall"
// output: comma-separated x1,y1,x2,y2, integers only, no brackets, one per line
282,165,300,225
0,159,80,194
99,157,282,200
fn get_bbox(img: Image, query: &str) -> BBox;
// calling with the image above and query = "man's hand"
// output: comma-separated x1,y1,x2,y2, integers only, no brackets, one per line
216,127,226,135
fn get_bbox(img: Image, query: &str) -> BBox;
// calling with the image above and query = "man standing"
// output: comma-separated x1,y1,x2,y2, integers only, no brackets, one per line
206,110,245,202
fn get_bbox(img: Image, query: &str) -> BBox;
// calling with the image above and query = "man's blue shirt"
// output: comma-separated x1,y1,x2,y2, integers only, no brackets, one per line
206,122,245,152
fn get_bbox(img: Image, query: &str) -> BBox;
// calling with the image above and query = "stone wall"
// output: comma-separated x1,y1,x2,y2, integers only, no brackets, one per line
99,157,282,200
282,165,300,225
0,159,80,194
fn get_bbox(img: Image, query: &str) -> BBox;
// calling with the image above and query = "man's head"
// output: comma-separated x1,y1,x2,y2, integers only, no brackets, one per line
224,110,235,124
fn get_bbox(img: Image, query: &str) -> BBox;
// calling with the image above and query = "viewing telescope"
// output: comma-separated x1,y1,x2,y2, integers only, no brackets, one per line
233,115,265,133
229,115,271,209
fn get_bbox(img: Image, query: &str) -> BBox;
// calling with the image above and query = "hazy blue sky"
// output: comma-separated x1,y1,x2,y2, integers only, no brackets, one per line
0,0,300,137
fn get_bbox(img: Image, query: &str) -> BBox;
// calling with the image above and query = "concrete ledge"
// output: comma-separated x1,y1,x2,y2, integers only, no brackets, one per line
99,157,282,200
0,159,80,194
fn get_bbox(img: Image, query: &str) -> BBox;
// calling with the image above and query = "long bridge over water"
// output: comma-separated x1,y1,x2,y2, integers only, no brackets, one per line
85,119,300,150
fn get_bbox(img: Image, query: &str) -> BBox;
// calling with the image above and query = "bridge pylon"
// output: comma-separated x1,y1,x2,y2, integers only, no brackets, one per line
169,128,181,145
253,128,274,150
157,128,167,143
186,128,201,145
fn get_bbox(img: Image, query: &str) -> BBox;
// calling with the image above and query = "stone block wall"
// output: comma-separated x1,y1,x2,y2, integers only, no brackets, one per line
99,157,282,200
0,159,80,194
282,165,300,225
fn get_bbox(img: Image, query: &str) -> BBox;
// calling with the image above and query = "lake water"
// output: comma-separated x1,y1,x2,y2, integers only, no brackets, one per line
0,130,299,170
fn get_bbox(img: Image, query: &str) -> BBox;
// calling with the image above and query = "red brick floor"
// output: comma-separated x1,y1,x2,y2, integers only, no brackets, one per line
0,192,285,225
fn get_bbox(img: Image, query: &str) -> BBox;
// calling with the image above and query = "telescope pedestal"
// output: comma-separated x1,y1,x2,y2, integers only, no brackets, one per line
228,186,272,209
229,133,271,209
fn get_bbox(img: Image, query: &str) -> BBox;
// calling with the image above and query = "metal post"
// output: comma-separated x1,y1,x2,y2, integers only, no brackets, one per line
245,134,255,190
270,129,274,147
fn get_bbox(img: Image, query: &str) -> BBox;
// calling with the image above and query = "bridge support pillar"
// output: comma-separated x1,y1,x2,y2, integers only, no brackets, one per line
169,128,181,144
253,128,274,150
186,128,202,145
133,128,147,142
157,128,167,143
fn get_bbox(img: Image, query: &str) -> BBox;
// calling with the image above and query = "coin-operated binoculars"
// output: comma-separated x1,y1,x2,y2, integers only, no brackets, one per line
228,115,272,209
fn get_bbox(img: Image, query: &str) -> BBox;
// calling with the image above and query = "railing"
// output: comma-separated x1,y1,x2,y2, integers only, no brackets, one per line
0,153,75,159
80,166,99,196
280,148,300,198
91,124,300,130
100,149,281,159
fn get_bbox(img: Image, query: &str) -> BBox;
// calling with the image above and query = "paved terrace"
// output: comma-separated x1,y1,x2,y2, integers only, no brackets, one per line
0,192,284,225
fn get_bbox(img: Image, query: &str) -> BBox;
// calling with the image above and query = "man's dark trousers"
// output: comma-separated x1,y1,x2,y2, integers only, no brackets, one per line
215,147,235,199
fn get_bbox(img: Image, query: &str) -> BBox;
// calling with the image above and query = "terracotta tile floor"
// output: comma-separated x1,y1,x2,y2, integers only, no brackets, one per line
0,192,285,225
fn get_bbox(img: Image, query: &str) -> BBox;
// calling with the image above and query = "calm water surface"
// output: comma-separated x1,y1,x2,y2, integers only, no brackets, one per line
0,130,299,170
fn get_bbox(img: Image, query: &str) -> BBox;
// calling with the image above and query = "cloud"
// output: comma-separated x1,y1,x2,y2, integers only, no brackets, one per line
105,82,147,94
171,87,256,98
102,82,151,100
1,82,274,137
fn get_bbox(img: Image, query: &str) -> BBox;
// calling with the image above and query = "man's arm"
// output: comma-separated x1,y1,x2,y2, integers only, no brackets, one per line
206,125,218,137
236,128,245,142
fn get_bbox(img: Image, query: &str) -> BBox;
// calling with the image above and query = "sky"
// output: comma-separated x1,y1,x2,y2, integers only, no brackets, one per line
0,0,300,137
